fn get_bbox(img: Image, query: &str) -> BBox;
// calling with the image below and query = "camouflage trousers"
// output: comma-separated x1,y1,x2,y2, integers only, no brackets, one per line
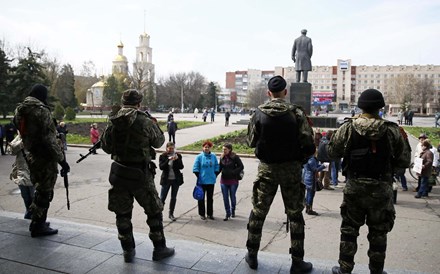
338,179,396,273
108,171,165,250
246,161,306,261
28,158,58,223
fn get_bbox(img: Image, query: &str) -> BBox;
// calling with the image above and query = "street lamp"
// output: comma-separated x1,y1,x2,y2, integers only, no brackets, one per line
181,85,184,113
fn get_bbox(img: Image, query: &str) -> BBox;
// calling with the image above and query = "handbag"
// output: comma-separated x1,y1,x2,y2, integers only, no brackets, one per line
315,180,324,191
193,179,204,200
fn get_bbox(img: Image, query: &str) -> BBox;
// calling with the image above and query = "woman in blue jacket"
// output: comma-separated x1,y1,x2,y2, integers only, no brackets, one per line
193,140,219,220
302,153,325,215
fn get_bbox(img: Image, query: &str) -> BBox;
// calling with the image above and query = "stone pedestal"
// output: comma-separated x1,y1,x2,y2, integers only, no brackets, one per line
290,82,311,115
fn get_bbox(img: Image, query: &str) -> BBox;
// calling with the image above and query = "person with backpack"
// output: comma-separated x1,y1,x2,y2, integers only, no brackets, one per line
219,143,244,221
317,130,335,190
327,89,411,274
245,76,315,273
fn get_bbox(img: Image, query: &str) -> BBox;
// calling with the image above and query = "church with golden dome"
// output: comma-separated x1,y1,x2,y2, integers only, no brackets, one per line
85,31,155,110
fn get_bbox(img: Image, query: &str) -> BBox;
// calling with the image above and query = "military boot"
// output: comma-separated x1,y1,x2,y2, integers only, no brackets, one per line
120,237,136,263
307,206,319,216
152,239,175,261
290,260,313,273
30,221,58,237
245,251,258,269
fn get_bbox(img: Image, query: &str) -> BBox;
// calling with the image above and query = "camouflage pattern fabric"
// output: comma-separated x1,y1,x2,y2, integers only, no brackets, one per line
14,96,64,223
108,170,165,243
328,113,411,273
246,161,306,261
102,105,166,250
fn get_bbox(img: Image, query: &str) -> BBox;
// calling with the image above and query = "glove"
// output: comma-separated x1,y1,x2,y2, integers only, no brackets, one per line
194,172,199,178
59,160,70,177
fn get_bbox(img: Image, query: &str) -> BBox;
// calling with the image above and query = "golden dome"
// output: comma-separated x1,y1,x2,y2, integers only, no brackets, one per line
91,80,105,88
114,55,128,62
117,41,124,48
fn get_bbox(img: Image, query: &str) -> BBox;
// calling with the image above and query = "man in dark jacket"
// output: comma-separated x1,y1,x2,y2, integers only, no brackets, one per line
328,89,411,274
245,76,315,273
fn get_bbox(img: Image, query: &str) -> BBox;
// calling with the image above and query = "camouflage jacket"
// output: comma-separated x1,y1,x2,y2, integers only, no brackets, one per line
327,113,411,177
101,106,165,163
14,96,64,162
247,98,315,164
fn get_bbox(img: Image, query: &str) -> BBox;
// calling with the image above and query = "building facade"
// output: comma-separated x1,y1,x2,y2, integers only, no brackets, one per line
227,61,440,114
85,32,156,109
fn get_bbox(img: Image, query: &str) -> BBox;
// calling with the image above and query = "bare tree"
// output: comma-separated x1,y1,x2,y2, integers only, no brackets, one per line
246,83,267,108
385,74,417,110
414,78,435,114
386,74,436,113
156,71,207,111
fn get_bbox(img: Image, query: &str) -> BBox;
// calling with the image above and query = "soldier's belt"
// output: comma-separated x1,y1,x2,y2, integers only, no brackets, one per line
347,172,391,182
109,161,146,190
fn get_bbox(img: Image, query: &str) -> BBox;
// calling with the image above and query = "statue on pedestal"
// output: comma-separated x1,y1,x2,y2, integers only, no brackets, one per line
291,29,313,83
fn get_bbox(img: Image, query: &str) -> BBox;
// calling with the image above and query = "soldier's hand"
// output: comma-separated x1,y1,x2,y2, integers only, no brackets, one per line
59,160,70,176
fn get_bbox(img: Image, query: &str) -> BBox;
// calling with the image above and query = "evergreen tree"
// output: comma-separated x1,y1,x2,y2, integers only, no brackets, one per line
206,82,217,109
9,48,48,104
55,64,77,108
0,46,12,118
103,75,125,107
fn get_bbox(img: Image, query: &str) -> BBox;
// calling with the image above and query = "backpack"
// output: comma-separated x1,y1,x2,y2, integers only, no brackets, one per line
317,138,330,162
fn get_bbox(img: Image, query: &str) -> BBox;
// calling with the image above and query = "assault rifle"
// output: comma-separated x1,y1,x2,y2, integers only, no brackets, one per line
76,140,101,163
60,168,70,210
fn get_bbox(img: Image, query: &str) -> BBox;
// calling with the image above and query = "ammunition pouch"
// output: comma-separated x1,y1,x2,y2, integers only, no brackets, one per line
109,161,146,191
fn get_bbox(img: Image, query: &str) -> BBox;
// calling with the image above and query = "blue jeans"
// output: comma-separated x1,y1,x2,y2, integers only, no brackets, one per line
305,187,316,206
221,183,238,217
160,179,180,212
331,160,340,185
418,176,429,196
19,185,35,219
396,174,407,189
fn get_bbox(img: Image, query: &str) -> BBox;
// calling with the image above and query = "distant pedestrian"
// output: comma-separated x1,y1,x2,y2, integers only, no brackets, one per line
224,111,231,126
159,142,184,222
415,139,433,198
210,109,215,122
397,110,404,125
167,111,174,122
435,111,440,128
90,123,100,154
57,121,68,150
202,109,208,122
167,118,178,144
194,108,199,118
408,110,414,125
0,124,5,155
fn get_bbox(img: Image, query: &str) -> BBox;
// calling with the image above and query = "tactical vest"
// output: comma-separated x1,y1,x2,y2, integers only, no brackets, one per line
345,124,391,179
255,109,301,163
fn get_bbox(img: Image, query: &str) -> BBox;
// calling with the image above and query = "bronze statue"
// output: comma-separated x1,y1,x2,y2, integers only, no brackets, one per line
291,29,313,83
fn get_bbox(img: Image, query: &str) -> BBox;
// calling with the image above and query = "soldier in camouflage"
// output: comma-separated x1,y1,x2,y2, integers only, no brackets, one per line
245,76,316,273
101,89,174,263
328,89,411,274
14,84,70,237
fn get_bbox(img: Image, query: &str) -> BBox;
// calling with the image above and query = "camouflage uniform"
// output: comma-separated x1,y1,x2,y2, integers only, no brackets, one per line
101,105,167,257
328,114,411,273
246,98,315,264
14,96,64,228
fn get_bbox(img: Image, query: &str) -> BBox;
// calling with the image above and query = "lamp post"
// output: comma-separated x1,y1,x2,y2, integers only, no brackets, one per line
181,85,184,113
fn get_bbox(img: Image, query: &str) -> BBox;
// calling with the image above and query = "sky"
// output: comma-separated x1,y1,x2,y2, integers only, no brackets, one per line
1,0,440,87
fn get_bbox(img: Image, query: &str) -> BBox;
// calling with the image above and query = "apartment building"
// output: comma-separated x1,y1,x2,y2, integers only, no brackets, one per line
226,60,440,114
